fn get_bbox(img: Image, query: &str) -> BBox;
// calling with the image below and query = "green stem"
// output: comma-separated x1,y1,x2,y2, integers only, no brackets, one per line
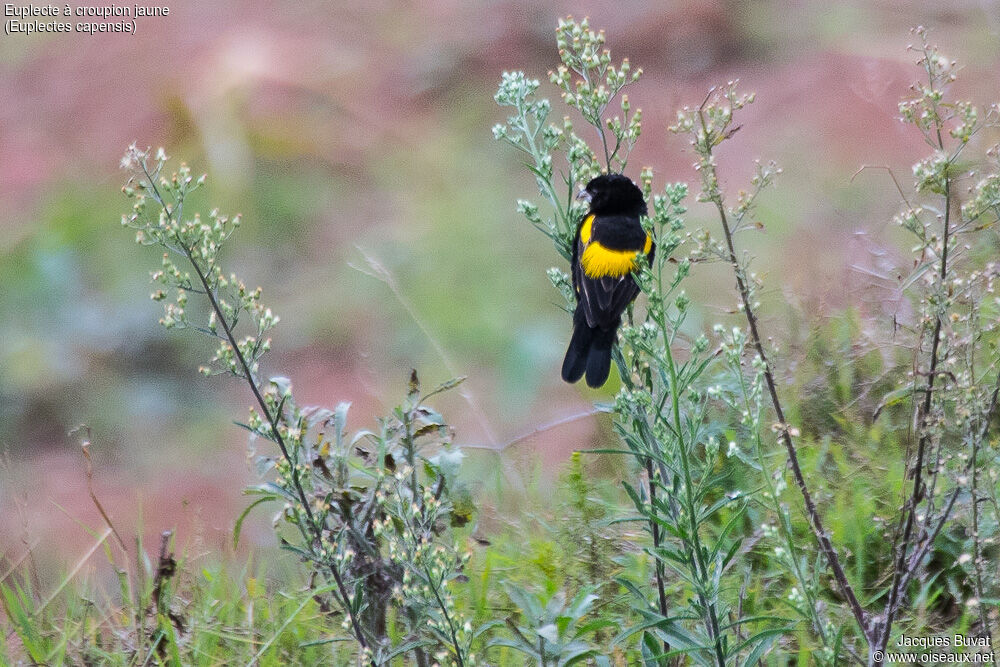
426,569,465,667
666,345,726,667
139,159,375,662
645,458,670,658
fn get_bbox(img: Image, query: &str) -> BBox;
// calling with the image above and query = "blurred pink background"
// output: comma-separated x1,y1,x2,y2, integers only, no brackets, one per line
2,0,999,566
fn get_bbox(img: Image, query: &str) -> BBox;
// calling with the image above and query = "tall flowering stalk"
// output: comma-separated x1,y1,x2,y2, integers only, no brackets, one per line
497,19,784,665
121,147,475,665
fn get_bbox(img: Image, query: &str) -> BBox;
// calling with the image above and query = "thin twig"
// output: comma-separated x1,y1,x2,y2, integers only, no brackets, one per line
137,158,373,659
964,344,999,648
879,155,952,657
482,408,603,451
890,368,1000,623
73,427,128,555
697,114,869,637
851,165,915,213
427,571,465,667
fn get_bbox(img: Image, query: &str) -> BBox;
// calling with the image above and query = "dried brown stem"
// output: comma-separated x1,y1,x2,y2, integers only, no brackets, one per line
695,105,869,638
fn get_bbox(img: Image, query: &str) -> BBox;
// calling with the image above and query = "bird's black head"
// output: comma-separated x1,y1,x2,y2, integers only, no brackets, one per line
581,173,647,217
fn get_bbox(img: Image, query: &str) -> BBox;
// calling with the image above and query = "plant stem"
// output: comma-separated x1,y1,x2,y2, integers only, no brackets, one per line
613,345,672,660
577,67,613,170
402,407,420,506
514,111,572,242
645,459,670,648
186,244,374,658
970,427,993,644
666,351,725,667
878,175,951,661
972,373,1000,649
697,133,868,638
426,570,465,667
140,161,374,661
742,367,830,651
890,370,1000,649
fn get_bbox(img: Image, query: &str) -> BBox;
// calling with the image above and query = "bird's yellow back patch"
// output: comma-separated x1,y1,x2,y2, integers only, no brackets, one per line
580,214,595,244
581,242,641,278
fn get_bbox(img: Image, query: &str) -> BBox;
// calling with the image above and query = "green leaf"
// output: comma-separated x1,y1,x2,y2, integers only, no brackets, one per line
872,382,916,422
429,448,465,480
158,613,183,666
474,619,507,639
245,482,296,502
538,623,560,644
737,627,786,667
233,495,275,549
504,582,544,622
566,589,599,621
1,583,46,662
575,618,618,636
333,401,351,448
560,642,599,666
382,639,435,662
278,539,312,560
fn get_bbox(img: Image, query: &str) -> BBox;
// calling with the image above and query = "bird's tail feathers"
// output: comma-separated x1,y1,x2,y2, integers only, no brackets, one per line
562,315,617,388
585,326,615,388
561,320,592,384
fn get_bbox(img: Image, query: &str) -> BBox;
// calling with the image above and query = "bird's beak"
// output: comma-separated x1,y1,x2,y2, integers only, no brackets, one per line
576,188,592,203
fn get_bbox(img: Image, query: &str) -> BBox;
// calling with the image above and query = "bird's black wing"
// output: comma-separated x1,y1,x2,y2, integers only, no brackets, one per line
570,214,585,296
573,231,641,331
577,271,639,330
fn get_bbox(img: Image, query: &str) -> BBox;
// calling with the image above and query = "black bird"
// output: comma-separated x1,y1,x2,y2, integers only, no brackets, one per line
561,174,652,388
